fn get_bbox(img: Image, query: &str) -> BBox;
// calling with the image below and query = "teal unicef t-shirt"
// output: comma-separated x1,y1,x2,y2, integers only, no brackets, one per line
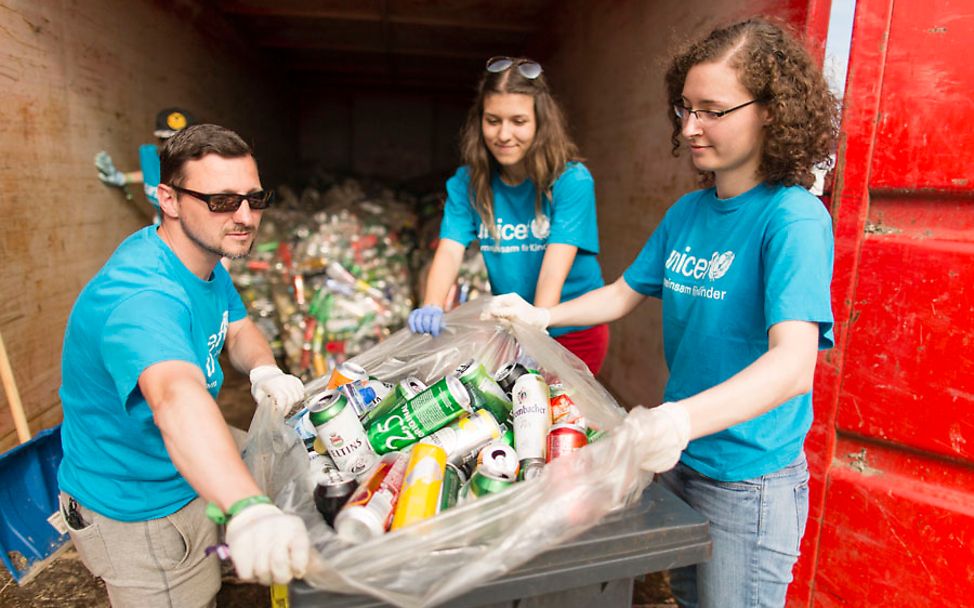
58,227,247,521
623,183,834,481
439,163,604,337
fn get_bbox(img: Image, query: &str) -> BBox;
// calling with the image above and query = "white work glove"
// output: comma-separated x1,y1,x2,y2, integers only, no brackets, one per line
625,403,692,473
94,151,126,187
482,293,551,331
225,503,310,585
250,365,305,413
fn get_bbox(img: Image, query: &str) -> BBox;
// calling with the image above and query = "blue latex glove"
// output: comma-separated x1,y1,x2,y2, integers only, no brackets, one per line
94,151,126,187
408,305,444,336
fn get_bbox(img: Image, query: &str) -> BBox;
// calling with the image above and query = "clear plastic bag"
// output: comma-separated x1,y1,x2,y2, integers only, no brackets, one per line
243,297,653,607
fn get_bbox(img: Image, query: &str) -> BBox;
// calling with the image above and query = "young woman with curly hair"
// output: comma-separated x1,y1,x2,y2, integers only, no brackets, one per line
487,18,840,607
409,57,609,373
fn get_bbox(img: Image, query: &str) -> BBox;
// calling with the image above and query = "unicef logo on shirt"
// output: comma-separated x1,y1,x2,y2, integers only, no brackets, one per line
708,251,735,280
530,215,551,239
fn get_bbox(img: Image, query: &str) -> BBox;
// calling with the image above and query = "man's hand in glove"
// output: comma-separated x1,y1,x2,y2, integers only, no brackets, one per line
250,365,304,413
623,402,692,473
226,503,310,585
482,293,551,331
94,151,127,187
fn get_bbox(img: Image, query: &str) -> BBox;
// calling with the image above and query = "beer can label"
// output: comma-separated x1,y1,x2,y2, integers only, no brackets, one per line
549,384,586,427
511,374,551,460
317,402,379,476
368,376,470,453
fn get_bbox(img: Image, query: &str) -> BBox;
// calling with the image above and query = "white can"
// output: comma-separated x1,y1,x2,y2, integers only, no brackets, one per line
309,391,379,477
511,372,551,460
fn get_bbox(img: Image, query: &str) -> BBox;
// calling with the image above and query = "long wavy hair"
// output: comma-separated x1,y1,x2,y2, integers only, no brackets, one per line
459,60,580,237
665,17,840,188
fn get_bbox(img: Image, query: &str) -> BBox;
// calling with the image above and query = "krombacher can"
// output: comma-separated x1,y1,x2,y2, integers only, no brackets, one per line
511,372,551,461
455,359,513,424
309,390,379,476
367,376,472,454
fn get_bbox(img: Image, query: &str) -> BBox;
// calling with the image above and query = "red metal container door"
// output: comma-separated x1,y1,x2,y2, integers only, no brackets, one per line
794,1,974,606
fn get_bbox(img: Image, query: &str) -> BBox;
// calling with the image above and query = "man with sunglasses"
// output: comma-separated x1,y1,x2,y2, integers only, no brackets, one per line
59,124,309,607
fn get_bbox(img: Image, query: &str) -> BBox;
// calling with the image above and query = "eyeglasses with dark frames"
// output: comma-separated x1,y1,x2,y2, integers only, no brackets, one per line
673,98,767,125
486,56,543,80
170,185,274,213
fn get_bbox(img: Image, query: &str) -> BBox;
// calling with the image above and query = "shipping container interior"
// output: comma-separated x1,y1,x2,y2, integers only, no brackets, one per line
1,0,812,450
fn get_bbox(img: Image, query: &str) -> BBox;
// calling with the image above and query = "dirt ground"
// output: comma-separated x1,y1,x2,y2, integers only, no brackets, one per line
0,361,675,607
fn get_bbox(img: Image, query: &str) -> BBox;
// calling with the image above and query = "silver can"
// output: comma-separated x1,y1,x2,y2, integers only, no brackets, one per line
421,408,502,467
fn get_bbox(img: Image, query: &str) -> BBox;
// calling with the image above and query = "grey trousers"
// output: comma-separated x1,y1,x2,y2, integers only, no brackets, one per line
59,492,220,608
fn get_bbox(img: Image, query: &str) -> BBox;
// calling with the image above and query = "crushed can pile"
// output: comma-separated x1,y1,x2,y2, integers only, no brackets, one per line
287,357,608,542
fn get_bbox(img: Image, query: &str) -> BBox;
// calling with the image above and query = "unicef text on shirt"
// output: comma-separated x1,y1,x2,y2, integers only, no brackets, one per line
664,247,735,281
478,216,552,242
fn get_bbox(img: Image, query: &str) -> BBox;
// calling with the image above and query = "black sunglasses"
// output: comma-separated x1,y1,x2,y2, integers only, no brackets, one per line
170,185,274,213
486,56,543,80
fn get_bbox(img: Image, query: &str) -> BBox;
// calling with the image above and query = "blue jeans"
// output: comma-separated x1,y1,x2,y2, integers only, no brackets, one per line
660,453,810,608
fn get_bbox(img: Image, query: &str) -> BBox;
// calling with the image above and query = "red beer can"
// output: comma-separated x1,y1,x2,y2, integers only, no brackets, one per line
546,423,588,462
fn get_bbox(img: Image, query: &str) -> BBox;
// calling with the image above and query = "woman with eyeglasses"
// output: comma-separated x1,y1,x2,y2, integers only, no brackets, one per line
408,56,609,373
487,18,839,607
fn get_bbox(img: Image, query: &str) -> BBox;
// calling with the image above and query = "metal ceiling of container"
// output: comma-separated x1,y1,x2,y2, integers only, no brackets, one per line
215,0,555,93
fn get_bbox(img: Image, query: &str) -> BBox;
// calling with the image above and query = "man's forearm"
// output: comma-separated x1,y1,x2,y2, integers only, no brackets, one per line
226,318,276,374
154,378,263,510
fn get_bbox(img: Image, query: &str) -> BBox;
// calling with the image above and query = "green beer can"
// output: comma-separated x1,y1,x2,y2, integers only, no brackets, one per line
455,359,513,424
438,462,466,513
462,467,516,502
367,376,472,454
362,376,426,428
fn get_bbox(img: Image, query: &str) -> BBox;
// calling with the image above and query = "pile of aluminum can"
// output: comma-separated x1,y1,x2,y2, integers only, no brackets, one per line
230,179,419,379
287,359,607,542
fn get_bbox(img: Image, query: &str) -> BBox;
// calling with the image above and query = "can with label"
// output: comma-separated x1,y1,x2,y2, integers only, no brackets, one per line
438,462,466,513
463,467,516,501
519,457,545,481
511,372,551,461
549,384,586,427
421,408,502,467
390,443,447,530
368,376,472,454
455,359,513,424
494,361,531,397
309,390,379,476
546,423,589,462
313,469,359,526
477,441,520,480
362,376,427,428
326,361,369,390
334,451,409,543
341,378,380,419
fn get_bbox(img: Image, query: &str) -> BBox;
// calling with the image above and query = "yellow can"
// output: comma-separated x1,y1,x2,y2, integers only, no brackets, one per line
390,443,447,530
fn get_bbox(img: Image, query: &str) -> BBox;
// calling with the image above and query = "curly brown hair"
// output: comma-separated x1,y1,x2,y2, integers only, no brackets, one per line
459,60,580,236
665,17,840,189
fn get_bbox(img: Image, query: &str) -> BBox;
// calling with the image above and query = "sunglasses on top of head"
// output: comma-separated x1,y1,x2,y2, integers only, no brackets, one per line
486,56,543,80
170,185,274,213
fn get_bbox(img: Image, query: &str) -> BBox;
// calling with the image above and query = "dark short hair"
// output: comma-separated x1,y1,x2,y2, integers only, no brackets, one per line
160,124,253,187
